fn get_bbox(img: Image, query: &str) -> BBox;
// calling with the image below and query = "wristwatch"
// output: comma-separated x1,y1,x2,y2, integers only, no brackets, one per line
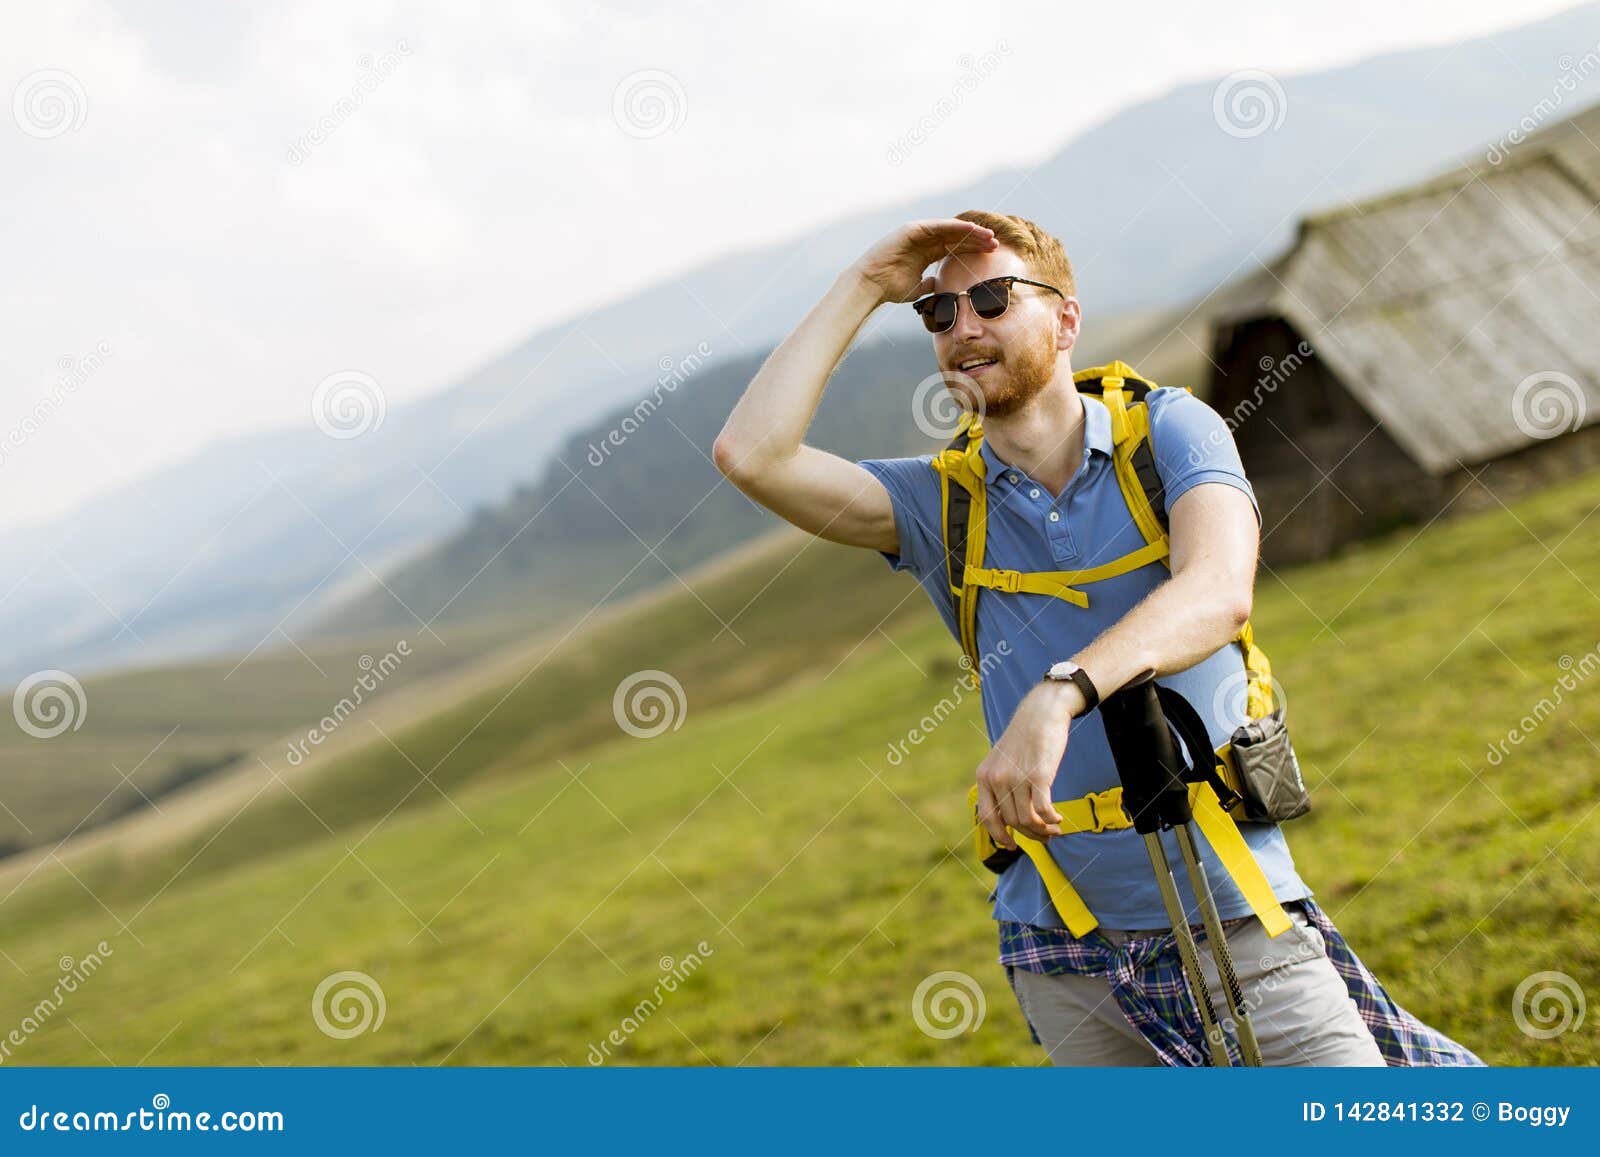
1043,660,1100,715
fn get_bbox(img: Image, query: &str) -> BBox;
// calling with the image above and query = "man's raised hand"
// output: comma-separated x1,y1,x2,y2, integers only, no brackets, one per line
851,218,999,305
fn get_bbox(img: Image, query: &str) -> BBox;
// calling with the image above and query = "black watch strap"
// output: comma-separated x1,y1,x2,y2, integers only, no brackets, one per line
1045,663,1100,714
1068,666,1100,713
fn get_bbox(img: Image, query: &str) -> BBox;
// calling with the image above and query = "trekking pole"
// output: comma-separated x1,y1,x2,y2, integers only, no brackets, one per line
1099,678,1263,1067
1172,826,1264,1067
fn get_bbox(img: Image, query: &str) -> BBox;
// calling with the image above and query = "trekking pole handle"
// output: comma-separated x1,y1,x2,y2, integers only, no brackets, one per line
1099,678,1193,834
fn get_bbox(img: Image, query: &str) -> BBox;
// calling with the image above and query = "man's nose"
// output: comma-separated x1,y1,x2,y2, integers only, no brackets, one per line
951,295,985,342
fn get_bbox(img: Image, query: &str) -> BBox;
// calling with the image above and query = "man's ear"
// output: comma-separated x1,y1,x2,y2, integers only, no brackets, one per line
1055,296,1081,353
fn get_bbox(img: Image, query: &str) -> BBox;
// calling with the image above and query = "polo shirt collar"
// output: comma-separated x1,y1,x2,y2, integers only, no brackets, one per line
976,392,1113,487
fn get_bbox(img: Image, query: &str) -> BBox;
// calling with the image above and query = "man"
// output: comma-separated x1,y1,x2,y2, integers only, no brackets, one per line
713,212,1481,1067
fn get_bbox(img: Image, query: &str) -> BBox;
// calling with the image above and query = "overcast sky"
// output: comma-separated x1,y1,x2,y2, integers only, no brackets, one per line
0,0,1584,532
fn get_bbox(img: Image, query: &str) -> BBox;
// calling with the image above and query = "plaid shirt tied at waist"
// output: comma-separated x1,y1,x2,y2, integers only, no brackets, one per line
999,897,1485,1067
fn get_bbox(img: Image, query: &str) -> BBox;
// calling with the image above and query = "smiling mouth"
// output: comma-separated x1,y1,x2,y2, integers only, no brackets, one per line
956,357,999,374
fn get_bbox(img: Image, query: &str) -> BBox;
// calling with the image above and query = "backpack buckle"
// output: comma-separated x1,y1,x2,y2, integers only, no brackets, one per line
991,568,1022,593
1085,788,1121,832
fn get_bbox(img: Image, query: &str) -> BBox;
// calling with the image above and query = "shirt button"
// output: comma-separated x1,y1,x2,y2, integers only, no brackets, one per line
1008,473,1019,484
1049,511,1060,522
1029,488,1040,499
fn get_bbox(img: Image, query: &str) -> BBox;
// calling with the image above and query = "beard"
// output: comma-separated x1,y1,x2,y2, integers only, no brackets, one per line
946,325,1058,420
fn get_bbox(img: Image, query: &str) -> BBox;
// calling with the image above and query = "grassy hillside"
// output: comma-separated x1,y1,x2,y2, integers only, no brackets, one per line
0,621,526,860
2,466,1597,1065
0,529,932,932
0,297,1172,872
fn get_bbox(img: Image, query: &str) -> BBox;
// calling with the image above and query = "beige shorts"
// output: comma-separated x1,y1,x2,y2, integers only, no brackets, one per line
1007,903,1387,1066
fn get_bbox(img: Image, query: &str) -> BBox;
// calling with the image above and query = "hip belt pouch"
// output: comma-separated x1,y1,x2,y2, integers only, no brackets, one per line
1229,709,1311,822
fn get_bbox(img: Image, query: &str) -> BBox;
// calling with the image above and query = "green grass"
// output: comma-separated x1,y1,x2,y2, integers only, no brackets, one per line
0,620,522,859
2,469,1598,1065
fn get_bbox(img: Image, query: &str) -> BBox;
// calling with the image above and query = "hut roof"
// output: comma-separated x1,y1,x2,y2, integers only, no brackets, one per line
1216,102,1600,474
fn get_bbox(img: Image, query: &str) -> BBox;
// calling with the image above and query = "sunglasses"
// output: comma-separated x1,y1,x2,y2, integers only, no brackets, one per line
911,275,1065,334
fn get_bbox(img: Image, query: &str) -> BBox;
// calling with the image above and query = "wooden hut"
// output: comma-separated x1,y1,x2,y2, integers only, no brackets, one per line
1208,104,1600,562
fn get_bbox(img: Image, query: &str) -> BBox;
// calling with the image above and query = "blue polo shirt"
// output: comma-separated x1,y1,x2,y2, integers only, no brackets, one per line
858,387,1312,930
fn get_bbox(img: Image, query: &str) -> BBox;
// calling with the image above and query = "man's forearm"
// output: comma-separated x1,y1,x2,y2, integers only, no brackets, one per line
713,267,883,478
1070,571,1250,705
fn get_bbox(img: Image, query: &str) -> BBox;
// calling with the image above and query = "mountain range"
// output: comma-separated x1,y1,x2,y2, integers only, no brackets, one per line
5,3,1598,680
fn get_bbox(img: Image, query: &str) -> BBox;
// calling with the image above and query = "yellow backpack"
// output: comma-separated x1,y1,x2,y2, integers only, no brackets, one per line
933,361,1294,939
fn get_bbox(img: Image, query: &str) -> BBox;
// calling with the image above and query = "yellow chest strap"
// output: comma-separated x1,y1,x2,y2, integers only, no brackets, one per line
963,537,1170,606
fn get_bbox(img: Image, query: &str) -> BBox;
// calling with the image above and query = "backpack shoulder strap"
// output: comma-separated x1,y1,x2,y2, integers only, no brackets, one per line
1073,360,1188,549
1076,363,1280,720
931,412,988,677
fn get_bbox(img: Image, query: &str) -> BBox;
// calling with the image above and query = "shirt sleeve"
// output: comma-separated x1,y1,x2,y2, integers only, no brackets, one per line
855,454,945,578
1146,387,1262,528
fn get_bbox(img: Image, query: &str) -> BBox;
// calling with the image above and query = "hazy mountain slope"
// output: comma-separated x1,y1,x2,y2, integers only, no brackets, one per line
9,2,1599,679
